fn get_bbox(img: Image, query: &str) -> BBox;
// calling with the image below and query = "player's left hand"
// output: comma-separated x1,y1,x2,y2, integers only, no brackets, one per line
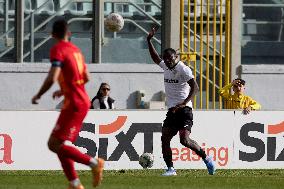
31,95,40,104
172,102,186,113
243,106,251,115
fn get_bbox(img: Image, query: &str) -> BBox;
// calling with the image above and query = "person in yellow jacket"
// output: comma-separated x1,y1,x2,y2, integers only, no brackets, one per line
219,78,261,114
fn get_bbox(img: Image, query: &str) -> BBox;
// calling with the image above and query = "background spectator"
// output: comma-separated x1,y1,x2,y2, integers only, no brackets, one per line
219,78,261,114
91,83,115,109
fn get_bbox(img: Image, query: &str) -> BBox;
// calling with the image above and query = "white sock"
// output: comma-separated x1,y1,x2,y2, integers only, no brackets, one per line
89,158,98,168
70,178,81,187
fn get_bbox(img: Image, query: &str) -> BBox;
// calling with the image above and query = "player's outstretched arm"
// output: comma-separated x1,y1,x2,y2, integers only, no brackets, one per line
219,82,233,99
147,27,162,65
32,66,61,104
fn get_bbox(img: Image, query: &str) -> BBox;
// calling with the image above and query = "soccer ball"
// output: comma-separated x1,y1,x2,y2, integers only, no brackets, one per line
139,153,154,169
105,13,124,32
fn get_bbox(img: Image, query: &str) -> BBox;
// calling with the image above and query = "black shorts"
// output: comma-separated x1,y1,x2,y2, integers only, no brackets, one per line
163,106,193,132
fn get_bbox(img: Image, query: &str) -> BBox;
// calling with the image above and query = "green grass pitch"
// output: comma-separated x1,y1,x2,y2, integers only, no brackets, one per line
0,169,284,189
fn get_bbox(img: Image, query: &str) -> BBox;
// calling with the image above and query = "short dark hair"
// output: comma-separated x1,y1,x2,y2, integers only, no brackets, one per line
236,78,246,85
163,48,176,57
52,19,68,39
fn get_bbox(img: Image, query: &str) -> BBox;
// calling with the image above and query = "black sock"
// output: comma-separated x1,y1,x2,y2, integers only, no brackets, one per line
195,148,207,160
164,156,173,168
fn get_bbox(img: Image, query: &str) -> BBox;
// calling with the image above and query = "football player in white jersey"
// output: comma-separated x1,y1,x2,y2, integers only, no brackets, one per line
147,27,216,176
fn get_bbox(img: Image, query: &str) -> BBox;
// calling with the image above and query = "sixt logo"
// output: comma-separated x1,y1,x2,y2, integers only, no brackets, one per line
239,121,284,162
74,116,161,161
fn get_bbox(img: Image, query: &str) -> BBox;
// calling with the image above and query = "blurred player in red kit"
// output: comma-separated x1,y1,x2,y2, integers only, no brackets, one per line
32,19,104,189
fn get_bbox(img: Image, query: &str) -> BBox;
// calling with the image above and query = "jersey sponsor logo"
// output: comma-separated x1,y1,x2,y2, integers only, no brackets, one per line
164,79,179,83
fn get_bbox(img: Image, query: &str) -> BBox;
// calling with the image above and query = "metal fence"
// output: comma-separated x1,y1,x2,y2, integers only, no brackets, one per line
179,0,231,109
0,0,162,63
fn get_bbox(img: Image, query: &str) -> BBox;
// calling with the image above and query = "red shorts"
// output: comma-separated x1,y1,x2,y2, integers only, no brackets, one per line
51,108,88,142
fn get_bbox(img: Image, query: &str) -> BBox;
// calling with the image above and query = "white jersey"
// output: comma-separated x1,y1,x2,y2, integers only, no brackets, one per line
159,60,194,108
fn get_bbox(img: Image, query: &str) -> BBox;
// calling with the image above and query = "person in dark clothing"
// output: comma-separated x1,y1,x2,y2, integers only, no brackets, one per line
91,83,115,109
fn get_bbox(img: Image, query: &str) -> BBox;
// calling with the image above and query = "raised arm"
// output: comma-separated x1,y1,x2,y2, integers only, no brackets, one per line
147,27,162,65
219,81,236,99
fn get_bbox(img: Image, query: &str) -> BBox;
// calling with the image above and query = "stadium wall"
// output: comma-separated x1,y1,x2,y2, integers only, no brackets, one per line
0,63,164,110
241,64,284,110
0,63,283,110
0,110,284,170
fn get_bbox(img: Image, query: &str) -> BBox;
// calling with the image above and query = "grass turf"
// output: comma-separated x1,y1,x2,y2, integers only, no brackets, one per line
0,169,284,189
